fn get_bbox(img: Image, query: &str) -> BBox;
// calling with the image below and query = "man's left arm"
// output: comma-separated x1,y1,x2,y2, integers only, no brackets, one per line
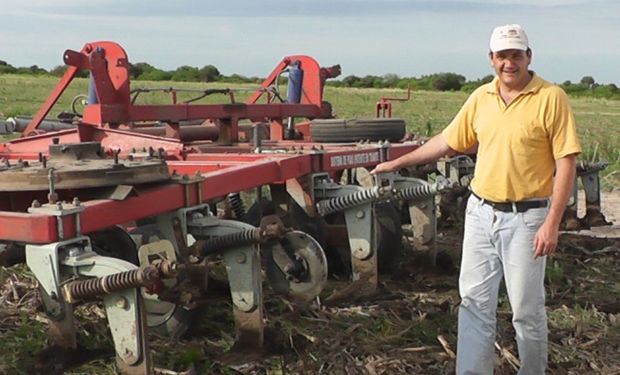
534,154,577,258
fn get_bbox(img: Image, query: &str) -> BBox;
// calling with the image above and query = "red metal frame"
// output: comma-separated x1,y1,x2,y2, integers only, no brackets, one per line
1,41,420,244
375,86,412,118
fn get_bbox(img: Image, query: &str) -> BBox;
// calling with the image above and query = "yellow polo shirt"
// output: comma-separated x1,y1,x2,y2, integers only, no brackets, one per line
441,74,581,202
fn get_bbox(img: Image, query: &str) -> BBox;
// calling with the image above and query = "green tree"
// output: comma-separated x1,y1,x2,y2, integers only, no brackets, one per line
431,73,466,91
580,76,595,89
198,65,221,82
382,73,400,88
50,65,67,77
341,75,361,87
129,62,156,79
139,69,173,81
0,60,16,74
171,66,201,81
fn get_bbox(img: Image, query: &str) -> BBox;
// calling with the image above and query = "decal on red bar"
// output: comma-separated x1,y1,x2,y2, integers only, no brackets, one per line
329,152,379,168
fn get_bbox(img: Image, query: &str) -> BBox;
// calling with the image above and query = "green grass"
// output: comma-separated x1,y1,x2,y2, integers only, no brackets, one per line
1,74,617,187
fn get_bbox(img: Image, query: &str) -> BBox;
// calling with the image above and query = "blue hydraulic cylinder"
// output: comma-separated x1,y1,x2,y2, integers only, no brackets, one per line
87,73,99,104
287,61,303,104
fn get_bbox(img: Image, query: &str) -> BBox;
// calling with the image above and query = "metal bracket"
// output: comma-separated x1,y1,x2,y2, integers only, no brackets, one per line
63,251,152,372
314,179,379,297
28,199,85,240
391,174,440,263
172,173,206,208
154,204,211,257
27,238,152,373
437,155,475,187
187,216,264,347
26,236,90,298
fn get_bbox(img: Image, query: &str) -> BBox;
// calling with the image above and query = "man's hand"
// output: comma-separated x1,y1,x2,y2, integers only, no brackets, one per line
533,219,560,258
370,160,398,175
533,154,577,259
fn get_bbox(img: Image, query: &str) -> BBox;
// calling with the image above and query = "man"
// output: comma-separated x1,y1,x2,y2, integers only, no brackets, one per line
372,24,580,374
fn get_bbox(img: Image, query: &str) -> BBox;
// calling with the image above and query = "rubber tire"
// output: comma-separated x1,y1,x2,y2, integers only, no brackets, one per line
309,118,406,143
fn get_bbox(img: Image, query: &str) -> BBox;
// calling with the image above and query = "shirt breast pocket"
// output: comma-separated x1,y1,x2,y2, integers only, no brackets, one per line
514,120,548,155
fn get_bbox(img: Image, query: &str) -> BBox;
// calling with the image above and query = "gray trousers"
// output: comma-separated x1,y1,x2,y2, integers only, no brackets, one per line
456,194,549,375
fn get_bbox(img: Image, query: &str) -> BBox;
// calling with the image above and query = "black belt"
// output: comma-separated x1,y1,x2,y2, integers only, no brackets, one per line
472,192,548,213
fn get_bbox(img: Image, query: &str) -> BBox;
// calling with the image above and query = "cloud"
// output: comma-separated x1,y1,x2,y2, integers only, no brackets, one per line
1,0,608,19
0,0,618,83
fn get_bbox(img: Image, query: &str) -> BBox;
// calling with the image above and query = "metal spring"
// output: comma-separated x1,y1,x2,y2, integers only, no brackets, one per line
316,187,379,216
395,183,437,202
202,228,261,255
62,266,159,302
227,192,246,220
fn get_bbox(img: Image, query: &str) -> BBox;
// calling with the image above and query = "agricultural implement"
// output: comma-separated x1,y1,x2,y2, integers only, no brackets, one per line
0,41,462,374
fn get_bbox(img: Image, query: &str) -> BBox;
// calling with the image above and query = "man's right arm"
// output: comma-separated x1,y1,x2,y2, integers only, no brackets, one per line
370,134,455,174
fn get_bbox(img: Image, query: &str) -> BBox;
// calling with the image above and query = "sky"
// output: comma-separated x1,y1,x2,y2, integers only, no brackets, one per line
1,0,619,84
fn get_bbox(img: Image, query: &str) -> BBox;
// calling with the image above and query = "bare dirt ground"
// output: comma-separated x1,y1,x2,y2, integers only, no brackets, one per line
575,190,620,238
1,191,619,374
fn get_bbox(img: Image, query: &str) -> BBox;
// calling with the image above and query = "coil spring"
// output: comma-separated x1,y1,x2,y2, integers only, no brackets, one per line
317,187,379,216
395,183,437,202
227,192,246,220
62,266,159,302
202,228,261,255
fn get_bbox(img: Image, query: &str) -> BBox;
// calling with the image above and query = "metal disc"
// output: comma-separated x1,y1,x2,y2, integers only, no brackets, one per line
266,230,328,303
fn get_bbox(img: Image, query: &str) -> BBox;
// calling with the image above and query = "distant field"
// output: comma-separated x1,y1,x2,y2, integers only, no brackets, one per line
1,74,618,186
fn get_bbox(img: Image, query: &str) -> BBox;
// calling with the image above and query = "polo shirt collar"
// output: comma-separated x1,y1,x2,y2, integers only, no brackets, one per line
486,71,543,95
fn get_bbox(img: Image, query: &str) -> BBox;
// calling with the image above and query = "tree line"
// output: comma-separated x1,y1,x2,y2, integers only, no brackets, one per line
1,59,618,99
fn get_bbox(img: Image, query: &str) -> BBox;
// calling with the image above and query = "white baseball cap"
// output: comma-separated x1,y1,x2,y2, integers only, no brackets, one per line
489,24,529,52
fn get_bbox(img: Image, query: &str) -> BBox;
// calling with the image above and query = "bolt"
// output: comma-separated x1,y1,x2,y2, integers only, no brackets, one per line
236,253,247,264
122,348,137,363
72,197,81,206
68,247,82,257
56,201,63,210
31,200,41,208
356,210,365,219
116,296,128,309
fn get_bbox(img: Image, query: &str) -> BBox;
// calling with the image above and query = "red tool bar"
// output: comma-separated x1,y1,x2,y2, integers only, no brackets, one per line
127,104,321,123
0,212,65,243
79,160,283,234
0,142,420,243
